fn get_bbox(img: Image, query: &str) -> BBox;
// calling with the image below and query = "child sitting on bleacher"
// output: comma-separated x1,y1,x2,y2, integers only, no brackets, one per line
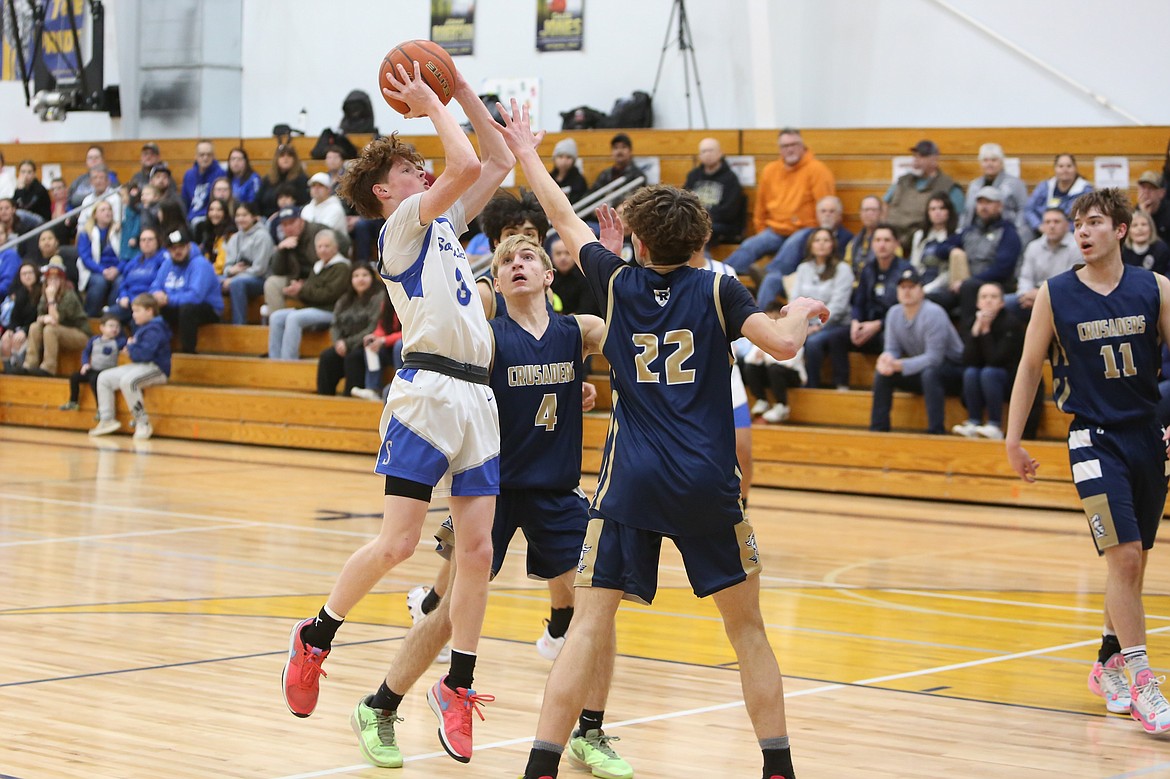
60,313,126,412
89,293,172,441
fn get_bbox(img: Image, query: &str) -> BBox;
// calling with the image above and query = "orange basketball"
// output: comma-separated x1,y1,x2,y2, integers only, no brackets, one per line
379,40,458,115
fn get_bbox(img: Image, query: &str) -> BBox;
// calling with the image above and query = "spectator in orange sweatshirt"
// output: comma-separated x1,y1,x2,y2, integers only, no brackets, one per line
725,128,836,278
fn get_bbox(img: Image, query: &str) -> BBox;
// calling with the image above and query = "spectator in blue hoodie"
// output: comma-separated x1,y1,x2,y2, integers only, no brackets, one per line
151,228,222,353
182,140,226,227
78,199,123,316
227,147,261,205
109,227,168,329
0,230,21,299
89,293,172,441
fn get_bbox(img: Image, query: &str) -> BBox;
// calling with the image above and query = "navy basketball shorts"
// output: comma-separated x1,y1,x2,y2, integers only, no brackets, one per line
431,487,589,581
1067,419,1169,554
575,515,762,605
491,487,590,580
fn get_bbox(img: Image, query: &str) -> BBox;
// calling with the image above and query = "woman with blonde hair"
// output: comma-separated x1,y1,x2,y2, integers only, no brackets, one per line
78,199,123,315
1122,209,1170,276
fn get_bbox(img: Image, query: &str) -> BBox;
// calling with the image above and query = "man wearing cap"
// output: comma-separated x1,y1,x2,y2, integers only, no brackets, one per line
930,185,1023,325
869,266,964,435
301,171,348,237
20,255,92,376
149,228,222,353
129,143,164,190
884,140,964,249
149,163,185,213
264,206,325,314
182,140,226,227
683,137,746,247
725,127,836,274
1137,171,1170,245
960,143,1031,241
588,133,645,196
549,137,588,205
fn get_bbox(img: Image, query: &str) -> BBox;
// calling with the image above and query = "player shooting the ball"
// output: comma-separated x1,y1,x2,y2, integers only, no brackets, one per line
281,54,514,766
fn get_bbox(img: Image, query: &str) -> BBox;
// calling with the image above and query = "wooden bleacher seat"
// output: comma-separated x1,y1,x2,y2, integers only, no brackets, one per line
8,126,1164,512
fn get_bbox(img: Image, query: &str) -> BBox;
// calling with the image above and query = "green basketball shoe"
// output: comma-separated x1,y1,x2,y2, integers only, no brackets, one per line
567,728,633,779
351,695,404,768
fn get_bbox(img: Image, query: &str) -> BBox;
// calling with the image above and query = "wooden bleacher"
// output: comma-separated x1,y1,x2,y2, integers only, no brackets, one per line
6,126,1165,510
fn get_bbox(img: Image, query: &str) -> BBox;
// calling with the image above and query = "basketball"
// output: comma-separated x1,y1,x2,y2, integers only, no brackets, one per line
379,40,458,115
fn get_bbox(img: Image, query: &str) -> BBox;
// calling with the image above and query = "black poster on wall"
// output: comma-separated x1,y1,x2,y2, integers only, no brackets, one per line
431,0,475,56
537,0,584,52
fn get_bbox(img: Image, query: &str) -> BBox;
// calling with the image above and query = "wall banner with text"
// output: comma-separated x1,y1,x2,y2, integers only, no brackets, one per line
2,0,87,81
537,0,584,52
431,0,475,56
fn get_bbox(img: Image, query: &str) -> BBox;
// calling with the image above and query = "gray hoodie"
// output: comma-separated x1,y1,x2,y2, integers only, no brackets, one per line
223,220,276,279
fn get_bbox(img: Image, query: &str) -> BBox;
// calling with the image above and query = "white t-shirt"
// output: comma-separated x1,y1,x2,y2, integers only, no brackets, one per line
300,195,348,237
378,193,491,368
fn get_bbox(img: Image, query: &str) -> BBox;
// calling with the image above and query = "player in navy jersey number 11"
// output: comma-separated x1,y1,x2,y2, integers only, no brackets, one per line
1006,189,1170,734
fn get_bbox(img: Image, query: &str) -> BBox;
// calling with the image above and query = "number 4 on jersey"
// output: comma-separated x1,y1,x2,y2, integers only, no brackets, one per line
535,393,558,431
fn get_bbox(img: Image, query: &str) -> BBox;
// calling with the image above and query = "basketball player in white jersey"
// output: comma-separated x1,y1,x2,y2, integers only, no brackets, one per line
281,60,514,765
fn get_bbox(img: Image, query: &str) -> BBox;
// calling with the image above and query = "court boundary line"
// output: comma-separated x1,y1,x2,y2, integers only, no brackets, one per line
268,624,1170,779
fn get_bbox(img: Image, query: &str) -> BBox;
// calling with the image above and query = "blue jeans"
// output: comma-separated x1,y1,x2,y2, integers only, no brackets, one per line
803,323,851,388
870,360,964,434
85,273,120,316
724,228,786,274
226,274,265,325
365,340,404,391
962,365,1009,425
268,307,334,360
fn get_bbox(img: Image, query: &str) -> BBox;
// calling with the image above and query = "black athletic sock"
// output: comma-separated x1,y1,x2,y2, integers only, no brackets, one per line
578,708,604,734
300,606,344,651
445,649,477,691
762,736,793,779
1098,633,1122,664
547,606,574,639
369,680,404,713
421,588,441,615
524,743,563,778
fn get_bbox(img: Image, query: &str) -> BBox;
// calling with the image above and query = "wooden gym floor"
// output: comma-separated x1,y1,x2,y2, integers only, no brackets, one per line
3,426,1169,778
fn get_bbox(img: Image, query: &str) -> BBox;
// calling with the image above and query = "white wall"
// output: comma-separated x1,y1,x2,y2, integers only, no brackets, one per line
3,0,1170,144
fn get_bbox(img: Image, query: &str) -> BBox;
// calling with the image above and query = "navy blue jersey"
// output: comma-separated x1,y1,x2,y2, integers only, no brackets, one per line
580,242,761,536
489,311,585,490
476,271,509,319
1049,265,1163,426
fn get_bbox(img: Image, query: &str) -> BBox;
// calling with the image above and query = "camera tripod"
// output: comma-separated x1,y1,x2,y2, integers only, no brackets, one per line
651,0,708,129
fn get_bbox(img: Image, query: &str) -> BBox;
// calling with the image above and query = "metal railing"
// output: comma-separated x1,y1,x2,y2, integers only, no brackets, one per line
0,186,124,254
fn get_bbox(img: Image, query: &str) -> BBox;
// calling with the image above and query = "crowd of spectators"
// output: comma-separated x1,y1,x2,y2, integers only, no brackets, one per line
2,131,1169,431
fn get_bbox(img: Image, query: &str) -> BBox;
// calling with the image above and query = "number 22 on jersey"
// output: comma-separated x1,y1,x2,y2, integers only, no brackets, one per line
632,330,696,385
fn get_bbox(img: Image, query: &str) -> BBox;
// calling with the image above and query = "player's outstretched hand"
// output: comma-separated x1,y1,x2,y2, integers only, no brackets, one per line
582,381,598,412
1006,441,1039,483
782,296,831,324
491,99,545,155
597,203,624,255
383,61,438,119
